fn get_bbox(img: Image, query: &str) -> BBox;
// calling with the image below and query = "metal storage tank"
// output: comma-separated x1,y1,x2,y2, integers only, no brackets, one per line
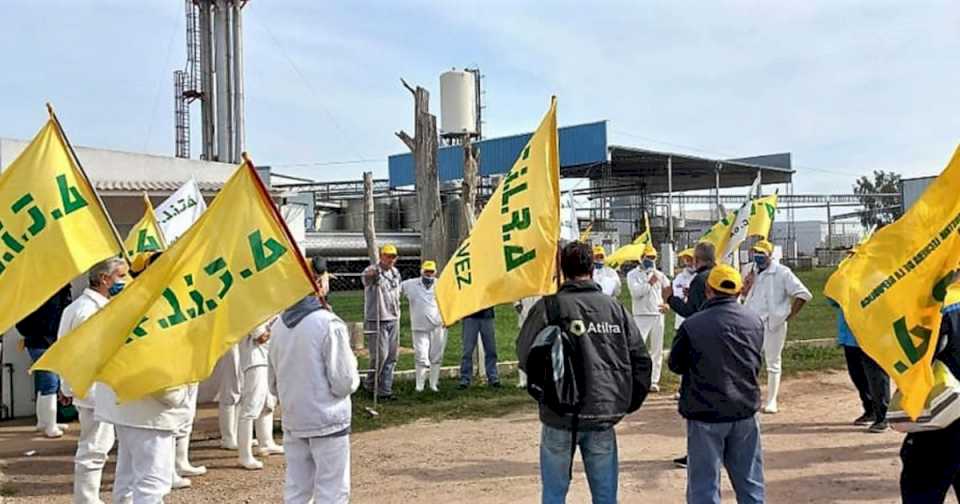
444,195,463,244
439,70,477,137
315,209,340,231
375,198,393,231
394,195,419,231
343,199,364,231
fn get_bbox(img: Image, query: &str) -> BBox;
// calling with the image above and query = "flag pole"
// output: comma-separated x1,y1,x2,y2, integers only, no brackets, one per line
242,152,321,298
46,103,130,266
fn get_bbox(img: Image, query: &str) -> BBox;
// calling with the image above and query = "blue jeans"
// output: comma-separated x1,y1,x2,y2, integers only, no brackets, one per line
26,347,59,395
687,416,764,504
460,317,498,384
540,424,618,504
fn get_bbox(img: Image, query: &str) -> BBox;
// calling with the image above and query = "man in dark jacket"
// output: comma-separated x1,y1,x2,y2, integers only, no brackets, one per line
16,284,73,438
518,241,652,504
664,241,716,318
669,263,765,504
900,283,960,503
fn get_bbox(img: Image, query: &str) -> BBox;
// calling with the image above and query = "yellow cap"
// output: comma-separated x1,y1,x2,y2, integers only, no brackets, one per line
592,245,606,258
422,260,437,272
381,244,398,256
643,244,657,258
707,264,743,295
751,239,774,255
678,248,694,259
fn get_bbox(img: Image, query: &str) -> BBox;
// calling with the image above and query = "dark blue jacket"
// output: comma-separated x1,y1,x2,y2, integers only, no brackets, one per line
668,296,764,423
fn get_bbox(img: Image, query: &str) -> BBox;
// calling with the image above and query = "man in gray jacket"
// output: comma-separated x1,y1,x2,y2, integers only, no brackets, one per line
518,241,652,504
668,263,765,504
362,244,402,399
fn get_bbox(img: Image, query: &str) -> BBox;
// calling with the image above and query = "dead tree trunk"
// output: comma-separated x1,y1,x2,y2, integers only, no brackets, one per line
461,136,479,240
396,79,446,269
362,171,377,264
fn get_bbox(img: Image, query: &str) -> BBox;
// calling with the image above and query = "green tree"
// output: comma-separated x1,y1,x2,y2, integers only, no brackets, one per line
853,170,902,228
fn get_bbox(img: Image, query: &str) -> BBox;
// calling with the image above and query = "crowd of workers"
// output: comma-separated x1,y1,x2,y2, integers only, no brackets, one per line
16,233,960,503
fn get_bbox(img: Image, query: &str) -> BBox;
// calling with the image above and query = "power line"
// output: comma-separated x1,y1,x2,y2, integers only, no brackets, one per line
270,158,385,168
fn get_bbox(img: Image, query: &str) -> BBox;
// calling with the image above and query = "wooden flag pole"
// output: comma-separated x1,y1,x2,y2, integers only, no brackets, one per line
46,103,130,266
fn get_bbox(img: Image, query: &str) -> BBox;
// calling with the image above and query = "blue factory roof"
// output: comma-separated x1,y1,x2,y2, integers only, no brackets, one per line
388,121,608,187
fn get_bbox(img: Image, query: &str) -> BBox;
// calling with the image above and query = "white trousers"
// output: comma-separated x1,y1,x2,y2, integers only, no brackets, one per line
763,321,788,374
74,406,115,504
113,425,174,504
283,432,350,504
240,366,276,420
634,314,664,385
215,345,243,406
412,327,447,369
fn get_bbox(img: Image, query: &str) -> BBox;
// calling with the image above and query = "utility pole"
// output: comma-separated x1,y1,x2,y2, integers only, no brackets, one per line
363,172,377,264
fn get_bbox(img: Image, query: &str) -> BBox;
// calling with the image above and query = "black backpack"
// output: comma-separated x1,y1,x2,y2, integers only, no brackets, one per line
524,295,585,476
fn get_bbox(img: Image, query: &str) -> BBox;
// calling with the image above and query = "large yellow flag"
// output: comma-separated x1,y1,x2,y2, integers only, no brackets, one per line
825,147,960,419
34,161,315,401
0,116,119,333
747,194,778,239
436,98,560,326
124,194,167,271
698,210,736,258
606,212,652,268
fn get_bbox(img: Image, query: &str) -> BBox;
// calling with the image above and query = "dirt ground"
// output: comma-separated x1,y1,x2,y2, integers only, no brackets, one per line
1,370,955,503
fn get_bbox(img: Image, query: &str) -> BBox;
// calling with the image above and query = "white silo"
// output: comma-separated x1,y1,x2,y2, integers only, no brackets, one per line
439,69,478,139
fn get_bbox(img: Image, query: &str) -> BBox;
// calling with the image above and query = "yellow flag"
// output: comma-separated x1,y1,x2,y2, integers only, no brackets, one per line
747,194,778,239
607,212,652,268
698,210,736,260
579,222,593,243
0,117,119,333
34,161,315,402
124,194,167,271
825,146,960,419
436,98,560,326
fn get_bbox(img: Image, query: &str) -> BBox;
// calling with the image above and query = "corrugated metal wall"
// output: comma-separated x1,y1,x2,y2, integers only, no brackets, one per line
388,121,608,187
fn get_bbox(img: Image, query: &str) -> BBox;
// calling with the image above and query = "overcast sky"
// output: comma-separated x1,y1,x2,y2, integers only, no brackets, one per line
2,1,958,197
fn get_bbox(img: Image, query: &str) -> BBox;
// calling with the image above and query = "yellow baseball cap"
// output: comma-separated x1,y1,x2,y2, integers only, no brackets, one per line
678,248,694,259
593,245,606,258
381,244,398,256
707,264,743,295
422,260,437,272
751,239,774,255
643,245,657,258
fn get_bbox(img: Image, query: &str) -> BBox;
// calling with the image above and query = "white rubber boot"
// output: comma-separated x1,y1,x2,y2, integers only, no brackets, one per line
516,369,528,389
219,403,238,450
415,366,428,392
429,365,442,392
238,418,263,470
175,434,207,476
38,394,63,438
34,393,68,433
763,372,781,414
74,463,105,504
255,414,284,456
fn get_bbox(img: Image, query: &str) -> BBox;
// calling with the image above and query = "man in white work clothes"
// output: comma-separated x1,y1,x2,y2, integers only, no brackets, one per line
672,248,696,330
59,257,126,504
743,239,812,414
627,245,671,392
400,260,447,392
592,245,622,297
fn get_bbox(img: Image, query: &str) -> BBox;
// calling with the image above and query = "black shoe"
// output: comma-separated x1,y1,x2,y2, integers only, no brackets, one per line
375,394,395,402
673,455,688,469
457,383,469,390
489,382,502,389
868,420,889,433
853,412,875,426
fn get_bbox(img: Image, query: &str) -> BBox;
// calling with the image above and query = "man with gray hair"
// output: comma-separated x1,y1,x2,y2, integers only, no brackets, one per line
59,256,128,503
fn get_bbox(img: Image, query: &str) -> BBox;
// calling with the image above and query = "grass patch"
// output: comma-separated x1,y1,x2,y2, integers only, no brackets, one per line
0,483,18,497
332,267,845,433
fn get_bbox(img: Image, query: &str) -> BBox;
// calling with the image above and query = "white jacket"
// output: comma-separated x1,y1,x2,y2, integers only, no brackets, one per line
743,261,813,328
239,318,276,372
269,309,360,438
627,267,670,316
95,383,191,432
593,266,622,297
672,268,696,297
400,278,442,332
57,288,109,409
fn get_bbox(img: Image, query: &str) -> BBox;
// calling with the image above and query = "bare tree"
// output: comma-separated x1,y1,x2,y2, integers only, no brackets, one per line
396,79,447,269
461,137,479,239
853,170,902,228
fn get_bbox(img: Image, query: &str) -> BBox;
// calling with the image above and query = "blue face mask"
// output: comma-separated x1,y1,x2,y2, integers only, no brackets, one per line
642,259,655,270
421,276,435,288
754,255,769,269
594,262,604,270
108,281,125,297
